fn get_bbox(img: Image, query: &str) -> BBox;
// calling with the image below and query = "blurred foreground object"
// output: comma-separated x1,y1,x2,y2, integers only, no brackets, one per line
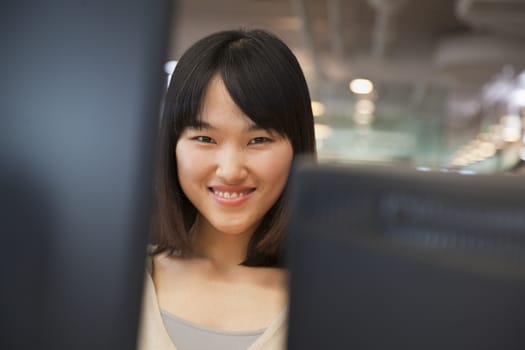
0,1,171,349
287,161,525,350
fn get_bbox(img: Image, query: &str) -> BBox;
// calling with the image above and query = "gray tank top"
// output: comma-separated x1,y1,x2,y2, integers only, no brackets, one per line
161,309,266,350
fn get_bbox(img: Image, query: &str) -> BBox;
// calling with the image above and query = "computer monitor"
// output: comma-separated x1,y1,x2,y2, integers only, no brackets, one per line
1,1,171,349
286,161,525,350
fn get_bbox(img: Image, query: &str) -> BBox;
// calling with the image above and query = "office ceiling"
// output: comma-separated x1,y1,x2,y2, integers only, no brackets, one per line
167,0,525,170
169,0,525,85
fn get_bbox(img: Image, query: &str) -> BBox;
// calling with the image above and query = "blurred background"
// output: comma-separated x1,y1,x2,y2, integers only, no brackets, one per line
164,0,525,174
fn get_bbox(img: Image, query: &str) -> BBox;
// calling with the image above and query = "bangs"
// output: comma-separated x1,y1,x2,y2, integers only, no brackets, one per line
218,38,298,139
170,65,215,135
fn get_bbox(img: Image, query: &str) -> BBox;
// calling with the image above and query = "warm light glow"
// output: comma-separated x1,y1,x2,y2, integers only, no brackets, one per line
314,123,332,140
488,124,504,147
462,153,477,163
470,151,485,162
349,78,374,95
477,132,492,142
478,141,496,158
355,99,375,114
273,16,302,31
452,157,468,167
501,114,522,129
500,115,522,142
311,101,326,117
353,112,374,125
502,128,521,142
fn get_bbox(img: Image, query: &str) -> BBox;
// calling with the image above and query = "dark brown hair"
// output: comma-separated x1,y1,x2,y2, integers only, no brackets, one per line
151,29,316,267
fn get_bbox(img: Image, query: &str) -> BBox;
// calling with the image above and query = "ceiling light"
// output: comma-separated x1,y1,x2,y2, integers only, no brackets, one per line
164,60,178,87
502,128,521,142
349,78,374,95
501,114,522,129
164,60,178,74
510,89,525,107
500,115,522,142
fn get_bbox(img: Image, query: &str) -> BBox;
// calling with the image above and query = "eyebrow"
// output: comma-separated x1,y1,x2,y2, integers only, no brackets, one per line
190,120,268,132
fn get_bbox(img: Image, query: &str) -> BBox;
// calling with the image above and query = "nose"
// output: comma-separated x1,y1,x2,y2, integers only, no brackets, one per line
215,146,248,184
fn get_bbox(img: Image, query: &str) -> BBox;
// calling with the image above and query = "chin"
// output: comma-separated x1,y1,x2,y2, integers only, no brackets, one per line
217,226,252,236
211,220,256,236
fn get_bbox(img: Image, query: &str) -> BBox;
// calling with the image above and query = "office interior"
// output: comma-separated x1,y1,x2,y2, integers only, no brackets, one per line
168,0,525,174
2,1,525,349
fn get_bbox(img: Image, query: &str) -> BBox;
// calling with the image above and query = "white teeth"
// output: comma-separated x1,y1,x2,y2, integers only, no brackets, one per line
213,190,249,199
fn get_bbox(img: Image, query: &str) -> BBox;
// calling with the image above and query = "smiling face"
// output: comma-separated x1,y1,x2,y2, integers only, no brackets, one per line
175,74,294,238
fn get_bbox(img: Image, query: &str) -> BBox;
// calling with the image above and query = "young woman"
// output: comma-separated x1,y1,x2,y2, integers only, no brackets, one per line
137,29,316,350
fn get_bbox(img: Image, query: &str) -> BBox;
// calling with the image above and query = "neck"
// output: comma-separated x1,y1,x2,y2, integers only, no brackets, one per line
191,215,254,269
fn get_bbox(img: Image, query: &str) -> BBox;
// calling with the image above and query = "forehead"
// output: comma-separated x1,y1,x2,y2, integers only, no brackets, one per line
198,74,256,129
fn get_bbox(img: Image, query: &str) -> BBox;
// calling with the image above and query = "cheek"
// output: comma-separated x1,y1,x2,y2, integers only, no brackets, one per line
256,146,294,187
175,141,207,187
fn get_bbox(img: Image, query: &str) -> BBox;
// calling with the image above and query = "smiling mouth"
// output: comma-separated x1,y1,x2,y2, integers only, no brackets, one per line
208,187,256,199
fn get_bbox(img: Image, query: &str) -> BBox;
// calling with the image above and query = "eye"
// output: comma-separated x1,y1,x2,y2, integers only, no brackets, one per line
193,136,216,144
248,137,273,145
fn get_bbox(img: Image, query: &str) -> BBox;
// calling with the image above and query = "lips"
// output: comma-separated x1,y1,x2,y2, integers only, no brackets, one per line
208,185,256,205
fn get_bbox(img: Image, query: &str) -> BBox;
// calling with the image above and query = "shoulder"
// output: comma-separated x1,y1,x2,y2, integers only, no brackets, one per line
249,266,288,294
151,251,191,283
137,253,177,349
249,307,288,350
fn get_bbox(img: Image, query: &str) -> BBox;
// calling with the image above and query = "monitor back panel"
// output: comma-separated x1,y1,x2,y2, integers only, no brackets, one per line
287,163,525,350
